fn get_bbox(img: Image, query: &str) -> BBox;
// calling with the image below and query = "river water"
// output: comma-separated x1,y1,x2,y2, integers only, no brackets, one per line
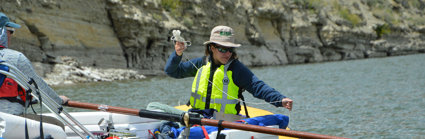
52,54,425,138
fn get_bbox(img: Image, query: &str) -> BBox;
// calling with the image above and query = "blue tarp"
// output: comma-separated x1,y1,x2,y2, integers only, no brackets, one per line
157,114,289,139
0,61,8,87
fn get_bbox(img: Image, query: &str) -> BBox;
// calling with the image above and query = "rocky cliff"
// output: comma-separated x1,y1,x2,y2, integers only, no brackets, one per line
1,0,424,84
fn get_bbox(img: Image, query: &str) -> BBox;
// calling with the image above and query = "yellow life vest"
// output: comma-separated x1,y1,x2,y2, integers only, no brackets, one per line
190,60,240,115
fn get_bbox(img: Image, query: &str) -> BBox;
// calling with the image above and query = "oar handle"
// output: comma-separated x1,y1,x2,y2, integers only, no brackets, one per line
65,101,348,139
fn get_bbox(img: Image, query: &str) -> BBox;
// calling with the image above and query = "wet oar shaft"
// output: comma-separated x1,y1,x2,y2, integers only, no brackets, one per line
67,100,139,114
66,101,348,139
66,101,189,123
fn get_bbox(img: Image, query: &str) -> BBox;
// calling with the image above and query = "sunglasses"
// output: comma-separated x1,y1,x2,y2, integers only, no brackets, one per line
6,27,14,35
214,45,234,53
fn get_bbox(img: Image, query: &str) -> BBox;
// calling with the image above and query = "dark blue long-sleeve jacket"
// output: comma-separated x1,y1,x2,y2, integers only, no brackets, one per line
164,51,286,107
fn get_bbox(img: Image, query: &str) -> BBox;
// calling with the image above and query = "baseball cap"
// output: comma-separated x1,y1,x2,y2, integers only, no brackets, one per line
203,25,241,48
0,12,21,28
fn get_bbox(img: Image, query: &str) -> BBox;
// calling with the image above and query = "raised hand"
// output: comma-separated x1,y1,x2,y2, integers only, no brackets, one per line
175,41,186,56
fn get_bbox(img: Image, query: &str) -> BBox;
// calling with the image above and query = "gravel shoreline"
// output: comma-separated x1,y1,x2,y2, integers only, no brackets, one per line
42,56,146,86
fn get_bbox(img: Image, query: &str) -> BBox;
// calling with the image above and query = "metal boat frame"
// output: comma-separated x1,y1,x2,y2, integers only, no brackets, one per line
0,61,96,139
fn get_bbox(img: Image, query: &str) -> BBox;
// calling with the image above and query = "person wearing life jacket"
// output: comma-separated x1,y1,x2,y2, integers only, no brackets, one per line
163,25,293,119
0,12,69,115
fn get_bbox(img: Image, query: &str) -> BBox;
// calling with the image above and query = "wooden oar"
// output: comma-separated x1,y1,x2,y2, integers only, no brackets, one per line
65,101,348,139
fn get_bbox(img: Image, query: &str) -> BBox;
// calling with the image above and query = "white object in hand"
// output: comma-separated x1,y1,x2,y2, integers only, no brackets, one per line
171,30,191,47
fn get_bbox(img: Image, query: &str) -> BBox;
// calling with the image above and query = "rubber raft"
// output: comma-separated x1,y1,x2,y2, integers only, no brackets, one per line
0,106,294,139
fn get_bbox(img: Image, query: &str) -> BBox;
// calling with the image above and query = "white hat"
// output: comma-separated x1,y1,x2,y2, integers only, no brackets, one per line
203,25,241,47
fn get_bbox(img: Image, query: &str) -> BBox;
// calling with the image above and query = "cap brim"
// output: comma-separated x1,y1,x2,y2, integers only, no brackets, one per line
203,41,241,48
6,22,21,28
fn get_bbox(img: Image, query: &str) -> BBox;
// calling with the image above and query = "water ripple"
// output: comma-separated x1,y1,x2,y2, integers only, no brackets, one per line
52,54,425,138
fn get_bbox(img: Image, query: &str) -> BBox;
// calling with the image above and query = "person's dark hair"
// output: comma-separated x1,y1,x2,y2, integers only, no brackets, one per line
204,43,238,60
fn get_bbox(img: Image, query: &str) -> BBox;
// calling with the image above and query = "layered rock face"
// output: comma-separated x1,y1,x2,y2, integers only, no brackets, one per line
1,0,424,82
